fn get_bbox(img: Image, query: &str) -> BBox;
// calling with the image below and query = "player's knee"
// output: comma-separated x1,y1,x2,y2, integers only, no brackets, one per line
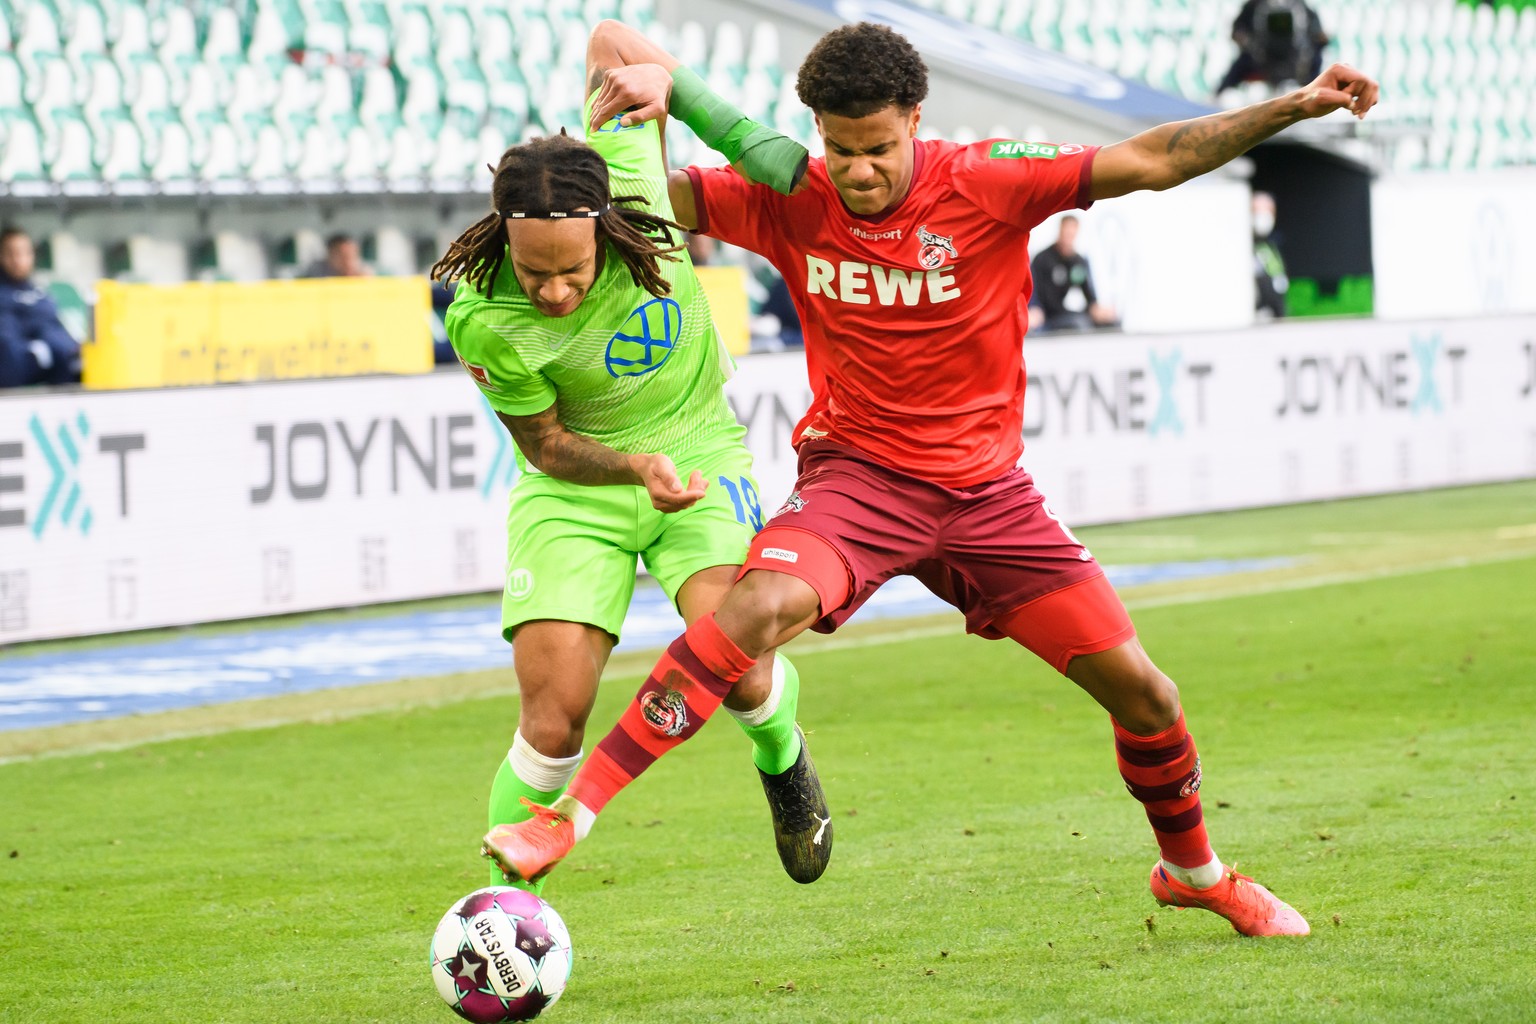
517,704,587,759
719,571,819,656
1115,665,1181,735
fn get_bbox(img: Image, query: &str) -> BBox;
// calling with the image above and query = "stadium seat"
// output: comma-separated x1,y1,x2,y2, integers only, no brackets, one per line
61,2,110,68
0,107,48,181
245,117,292,180
435,4,477,65
146,111,195,182
25,51,74,112
339,123,384,180
391,3,436,68
707,20,747,88
13,4,64,76
203,6,246,69
384,122,430,181
45,280,91,342
97,112,147,182
47,109,98,181
347,0,394,63
299,0,351,57
192,112,246,182
294,121,343,180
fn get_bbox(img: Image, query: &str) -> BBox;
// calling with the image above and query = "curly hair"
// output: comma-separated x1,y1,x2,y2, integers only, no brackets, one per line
795,22,929,118
431,133,685,297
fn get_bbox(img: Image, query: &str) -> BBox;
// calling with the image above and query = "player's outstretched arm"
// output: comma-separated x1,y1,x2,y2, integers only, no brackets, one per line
1088,63,1379,200
586,19,808,198
498,405,706,512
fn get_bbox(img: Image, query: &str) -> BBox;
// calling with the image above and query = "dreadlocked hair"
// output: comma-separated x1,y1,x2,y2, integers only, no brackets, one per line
430,133,686,298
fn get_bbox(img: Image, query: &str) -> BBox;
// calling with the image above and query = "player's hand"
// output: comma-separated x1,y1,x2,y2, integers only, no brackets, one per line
1296,63,1379,121
590,63,672,133
632,453,708,512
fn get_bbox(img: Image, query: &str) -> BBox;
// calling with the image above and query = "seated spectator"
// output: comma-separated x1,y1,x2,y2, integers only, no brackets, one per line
300,233,371,278
0,226,81,388
1028,216,1118,333
1217,0,1329,95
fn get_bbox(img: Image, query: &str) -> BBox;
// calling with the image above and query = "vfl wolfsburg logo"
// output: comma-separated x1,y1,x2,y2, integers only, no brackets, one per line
606,297,681,378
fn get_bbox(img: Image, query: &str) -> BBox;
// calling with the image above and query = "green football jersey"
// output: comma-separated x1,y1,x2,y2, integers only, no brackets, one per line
445,94,743,470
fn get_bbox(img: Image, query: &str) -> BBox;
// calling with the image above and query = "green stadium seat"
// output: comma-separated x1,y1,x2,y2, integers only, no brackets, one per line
45,280,91,342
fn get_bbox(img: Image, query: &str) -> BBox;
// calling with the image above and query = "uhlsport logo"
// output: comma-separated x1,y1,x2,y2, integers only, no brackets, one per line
916,225,958,270
505,568,534,599
606,297,681,378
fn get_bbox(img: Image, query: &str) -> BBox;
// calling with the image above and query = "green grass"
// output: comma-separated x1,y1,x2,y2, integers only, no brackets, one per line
2,486,1535,1023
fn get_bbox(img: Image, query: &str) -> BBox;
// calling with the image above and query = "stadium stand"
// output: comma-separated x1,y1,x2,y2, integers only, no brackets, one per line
0,0,1530,308
908,0,1536,172
0,0,820,200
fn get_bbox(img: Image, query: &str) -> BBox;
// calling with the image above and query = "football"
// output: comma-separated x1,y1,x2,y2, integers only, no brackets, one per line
429,887,573,1022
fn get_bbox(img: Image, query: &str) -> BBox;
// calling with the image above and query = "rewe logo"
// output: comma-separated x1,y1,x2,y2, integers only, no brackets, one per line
804,255,961,306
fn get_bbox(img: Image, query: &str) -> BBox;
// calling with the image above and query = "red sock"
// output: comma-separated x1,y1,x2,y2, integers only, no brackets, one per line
1112,711,1215,870
567,614,755,814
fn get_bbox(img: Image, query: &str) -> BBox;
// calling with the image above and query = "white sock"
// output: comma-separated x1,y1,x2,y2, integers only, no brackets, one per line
724,654,785,728
508,731,582,792
1162,853,1224,890
550,794,598,841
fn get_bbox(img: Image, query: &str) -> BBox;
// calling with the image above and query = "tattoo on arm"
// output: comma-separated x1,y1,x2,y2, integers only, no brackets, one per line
1159,97,1299,182
500,408,639,487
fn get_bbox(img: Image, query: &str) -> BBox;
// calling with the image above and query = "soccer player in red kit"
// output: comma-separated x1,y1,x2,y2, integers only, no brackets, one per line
484,20,1379,937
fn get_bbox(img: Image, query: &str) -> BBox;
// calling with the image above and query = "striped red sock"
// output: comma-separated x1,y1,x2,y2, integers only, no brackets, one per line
568,614,755,814
1113,711,1215,870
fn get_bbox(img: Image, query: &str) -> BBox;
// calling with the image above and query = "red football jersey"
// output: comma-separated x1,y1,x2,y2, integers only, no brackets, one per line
688,138,1098,488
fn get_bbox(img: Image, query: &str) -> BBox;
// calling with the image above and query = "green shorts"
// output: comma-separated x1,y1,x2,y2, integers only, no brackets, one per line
500,440,765,642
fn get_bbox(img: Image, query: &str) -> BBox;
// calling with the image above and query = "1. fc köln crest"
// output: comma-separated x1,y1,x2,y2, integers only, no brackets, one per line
916,224,958,269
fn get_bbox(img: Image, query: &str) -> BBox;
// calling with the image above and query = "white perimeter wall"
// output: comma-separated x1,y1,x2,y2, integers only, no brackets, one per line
3,313,1534,643
1373,169,1536,320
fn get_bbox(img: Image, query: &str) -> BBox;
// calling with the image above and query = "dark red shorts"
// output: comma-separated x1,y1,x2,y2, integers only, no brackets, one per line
740,441,1134,670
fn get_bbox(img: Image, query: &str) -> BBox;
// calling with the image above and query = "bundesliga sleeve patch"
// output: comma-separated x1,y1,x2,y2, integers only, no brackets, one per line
989,141,1059,160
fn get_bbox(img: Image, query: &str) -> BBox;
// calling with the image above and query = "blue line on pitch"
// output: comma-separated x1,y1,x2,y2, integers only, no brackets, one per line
0,558,1294,732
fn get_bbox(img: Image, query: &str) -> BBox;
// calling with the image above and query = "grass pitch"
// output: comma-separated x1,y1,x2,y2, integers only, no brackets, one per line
2,483,1534,1023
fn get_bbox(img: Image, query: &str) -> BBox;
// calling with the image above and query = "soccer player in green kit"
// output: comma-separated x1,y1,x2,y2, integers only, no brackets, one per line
433,22,829,888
